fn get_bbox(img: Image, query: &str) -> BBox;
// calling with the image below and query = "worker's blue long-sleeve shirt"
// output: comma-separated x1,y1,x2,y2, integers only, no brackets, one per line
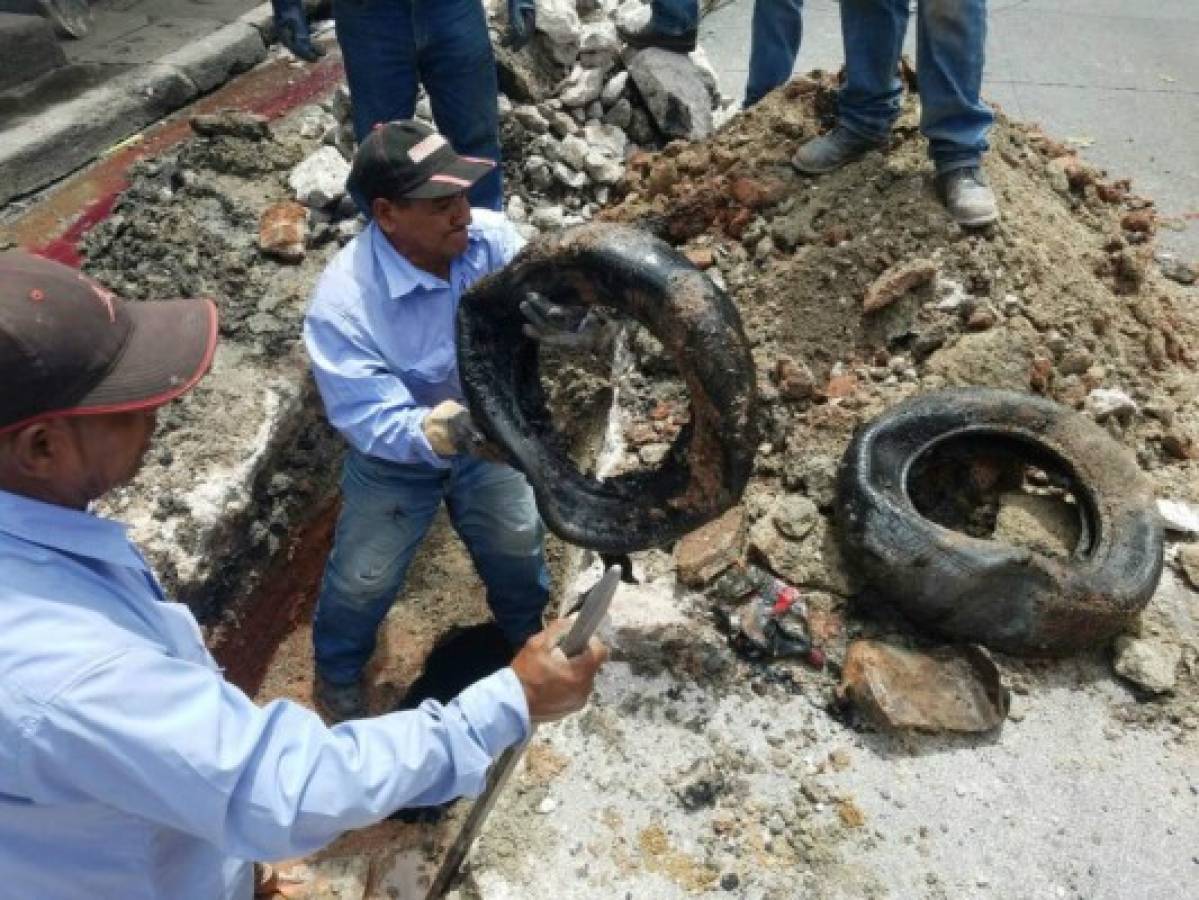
0,488,530,899
302,210,524,467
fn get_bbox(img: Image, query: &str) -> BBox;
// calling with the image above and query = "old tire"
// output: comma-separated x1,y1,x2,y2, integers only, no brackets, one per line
838,387,1163,655
458,223,757,553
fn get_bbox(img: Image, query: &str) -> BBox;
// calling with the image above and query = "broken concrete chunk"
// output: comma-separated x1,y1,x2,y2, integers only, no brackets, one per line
837,641,1010,733
258,201,308,263
624,47,714,141
1157,499,1199,536
601,70,630,105
1179,544,1199,591
772,494,819,542
579,20,620,69
514,104,550,133
862,258,938,313
1112,635,1180,695
675,505,746,588
189,110,270,141
1085,387,1138,422
289,146,351,209
559,64,606,107
536,0,582,66
582,121,628,159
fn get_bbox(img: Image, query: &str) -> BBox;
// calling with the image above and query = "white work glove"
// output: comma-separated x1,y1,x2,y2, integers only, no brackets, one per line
422,400,484,457
520,292,619,354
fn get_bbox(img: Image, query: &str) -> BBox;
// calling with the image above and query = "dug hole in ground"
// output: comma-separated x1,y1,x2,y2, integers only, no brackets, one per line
64,53,1199,900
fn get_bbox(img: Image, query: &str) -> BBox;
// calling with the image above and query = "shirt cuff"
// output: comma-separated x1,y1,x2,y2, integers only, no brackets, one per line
455,667,531,758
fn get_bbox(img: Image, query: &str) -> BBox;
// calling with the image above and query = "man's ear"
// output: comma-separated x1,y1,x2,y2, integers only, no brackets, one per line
372,197,399,235
6,420,69,479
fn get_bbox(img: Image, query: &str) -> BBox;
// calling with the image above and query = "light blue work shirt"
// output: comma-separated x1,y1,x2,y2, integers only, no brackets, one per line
303,209,524,467
0,488,530,900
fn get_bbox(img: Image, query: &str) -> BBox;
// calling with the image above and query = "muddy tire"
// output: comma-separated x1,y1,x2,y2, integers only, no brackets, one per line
458,223,758,553
837,388,1163,654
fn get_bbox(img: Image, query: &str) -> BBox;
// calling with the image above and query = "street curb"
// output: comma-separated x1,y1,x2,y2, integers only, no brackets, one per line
0,3,282,208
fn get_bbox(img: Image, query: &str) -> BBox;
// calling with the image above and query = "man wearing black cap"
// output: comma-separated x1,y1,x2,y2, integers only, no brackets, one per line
0,251,606,898
304,119,583,722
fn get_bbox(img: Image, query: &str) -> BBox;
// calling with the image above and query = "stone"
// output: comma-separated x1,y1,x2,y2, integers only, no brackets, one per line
289,146,351,208
924,330,1031,392
549,109,580,138
601,70,630,105
560,64,606,107
190,110,270,141
506,194,528,223
1178,544,1199,590
586,100,604,121
1112,636,1180,695
557,134,591,170
772,495,820,542
775,355,816,401
862,258,938,313
258,201,308,262
1162,430,1198,461
602,98,633,130
583,122,629,159
1085,388,1137,422
628,106,657,145
1158,499,1199,536
536,0,582,67
676,506,746,587
514,104,550,133
579,20,620,69
584,152,624,185
330,84,353,124
1155,252,1197,285
624,47,714,141
784,454,838,508
614,0,651,33
749,501,850,594
530,205,566,231
0,13,66,94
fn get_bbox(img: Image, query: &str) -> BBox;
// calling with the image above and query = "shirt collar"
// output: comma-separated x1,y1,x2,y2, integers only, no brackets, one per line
0,488,148,572
369,220,488,301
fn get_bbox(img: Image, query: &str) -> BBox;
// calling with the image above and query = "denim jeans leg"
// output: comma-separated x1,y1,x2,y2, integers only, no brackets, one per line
744,0,804,107
447,457,550,648
415,0,503,210
837,0,909,143
313,451,444,684
650,0,698,34
916,0,993,173
333,0,419,143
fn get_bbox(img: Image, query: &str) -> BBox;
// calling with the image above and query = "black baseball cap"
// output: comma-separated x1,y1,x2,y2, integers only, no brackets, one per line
0,251,218,435
347,119,496,206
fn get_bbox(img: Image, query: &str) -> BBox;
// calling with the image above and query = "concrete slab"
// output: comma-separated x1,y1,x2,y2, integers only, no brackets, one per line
161,20,266,93
0,12,66,93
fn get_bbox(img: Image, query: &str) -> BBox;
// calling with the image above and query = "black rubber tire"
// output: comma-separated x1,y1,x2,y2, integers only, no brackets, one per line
458,223,758,553
837,387,1163,655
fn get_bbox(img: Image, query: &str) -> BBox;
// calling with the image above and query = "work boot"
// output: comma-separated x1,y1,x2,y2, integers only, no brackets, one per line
791,125,887,175
314,674,368,723
617,21,697,53
936,166,999,227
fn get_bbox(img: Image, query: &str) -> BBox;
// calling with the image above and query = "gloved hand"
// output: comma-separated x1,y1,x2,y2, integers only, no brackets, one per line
271,0,325,63
506,0,536,50
422,400,484,457
520,292,618,354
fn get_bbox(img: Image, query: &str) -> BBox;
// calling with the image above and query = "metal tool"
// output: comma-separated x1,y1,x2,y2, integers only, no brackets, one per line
424,565,621,899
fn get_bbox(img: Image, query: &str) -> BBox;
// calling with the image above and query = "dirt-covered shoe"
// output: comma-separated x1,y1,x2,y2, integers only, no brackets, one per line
936,166,999,227
791,125,887,175
617,21,697,53
314,674,367,723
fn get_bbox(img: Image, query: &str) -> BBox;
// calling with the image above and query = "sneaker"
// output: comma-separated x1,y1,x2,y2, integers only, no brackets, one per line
617,21,697,53
314,674,368,723
936,166,999,227
791,125,887,175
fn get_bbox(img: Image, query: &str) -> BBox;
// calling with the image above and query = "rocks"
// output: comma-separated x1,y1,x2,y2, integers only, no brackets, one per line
624,47,714,141
1112,636,1181,695
675,506,746,588
862,258,938,313
1155,252,1197,285
771,495,820,542
601,70,629,105
837,641,1010,732
1179,544,1199,590
536,0,582,67
1084,387,1137,422
190,110,270,141
514,104,550,133
258,201,308,262
1158,499,1199,536
583,121,628,159
559,64,606,107
289,146,351,209
774,355,816,401
579,20,620,69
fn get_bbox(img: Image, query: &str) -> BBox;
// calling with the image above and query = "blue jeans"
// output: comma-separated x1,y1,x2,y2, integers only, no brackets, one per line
651,0,804,106
838,0,993,173
333,0,503,210
313,449,550,684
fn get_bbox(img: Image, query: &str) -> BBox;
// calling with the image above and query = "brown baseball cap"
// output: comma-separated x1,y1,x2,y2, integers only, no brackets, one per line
0,251,218,435
347,120,496,206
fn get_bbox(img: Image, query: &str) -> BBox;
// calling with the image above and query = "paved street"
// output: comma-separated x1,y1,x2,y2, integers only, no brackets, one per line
702,0,1199,257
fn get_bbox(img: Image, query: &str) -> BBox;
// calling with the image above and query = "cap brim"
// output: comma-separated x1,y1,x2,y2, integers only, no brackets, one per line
74,298,218,415
404,156,496,200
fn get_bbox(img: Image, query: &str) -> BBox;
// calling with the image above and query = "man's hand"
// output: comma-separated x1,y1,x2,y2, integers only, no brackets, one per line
271,0,325,62
422,400,483,457
506,0,536,50
520,292,618,354
511,619,608,723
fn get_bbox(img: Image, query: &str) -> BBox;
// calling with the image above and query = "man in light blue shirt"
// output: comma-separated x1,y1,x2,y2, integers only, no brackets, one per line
0,250,606,899
303,120,559,722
